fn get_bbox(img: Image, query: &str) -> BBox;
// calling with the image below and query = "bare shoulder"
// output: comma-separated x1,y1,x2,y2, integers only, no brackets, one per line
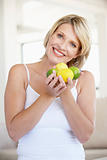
76,70,95,94
9,64,25,77
7,64,28,89
79,70,95,85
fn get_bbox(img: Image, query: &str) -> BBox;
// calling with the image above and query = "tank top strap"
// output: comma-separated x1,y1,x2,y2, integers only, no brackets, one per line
24,64,30,84
71,79,78,102
75,79,78,87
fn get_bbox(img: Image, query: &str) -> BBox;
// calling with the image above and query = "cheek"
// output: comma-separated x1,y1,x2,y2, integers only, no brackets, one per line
46,38,52,49
49,35,59,44
46,39,53,53
68,49,78,58
47,38,54,47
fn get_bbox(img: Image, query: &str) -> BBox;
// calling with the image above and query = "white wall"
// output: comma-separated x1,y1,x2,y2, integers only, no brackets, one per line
0,0,21,123
0,0,5,123
3,0,21,80
97,14,107,96
0,0,107,123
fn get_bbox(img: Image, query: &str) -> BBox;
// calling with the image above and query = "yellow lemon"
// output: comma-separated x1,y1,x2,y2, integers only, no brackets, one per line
57,68,74,82
56,62,68,71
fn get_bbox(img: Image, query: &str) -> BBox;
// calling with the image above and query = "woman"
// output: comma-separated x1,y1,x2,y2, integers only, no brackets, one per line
4,14,96,160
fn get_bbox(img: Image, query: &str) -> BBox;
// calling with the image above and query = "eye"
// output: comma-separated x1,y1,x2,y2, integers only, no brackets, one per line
57,33,63,38
70,42,76,48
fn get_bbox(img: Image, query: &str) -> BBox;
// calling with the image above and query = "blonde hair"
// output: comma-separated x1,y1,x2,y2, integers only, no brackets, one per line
42,14,91,69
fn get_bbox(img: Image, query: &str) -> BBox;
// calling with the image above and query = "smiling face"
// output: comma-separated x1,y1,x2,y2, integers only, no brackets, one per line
45,23,80,65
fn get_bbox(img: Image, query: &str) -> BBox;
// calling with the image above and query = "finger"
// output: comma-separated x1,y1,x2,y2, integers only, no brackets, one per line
55,83,63,92
53,65,56,69
67,77,72,85
49,76,59,88
54,75,66,92
58,75,65,86
55,82,66,93
52,69,56,75
45,72,56,85
57,86,67,96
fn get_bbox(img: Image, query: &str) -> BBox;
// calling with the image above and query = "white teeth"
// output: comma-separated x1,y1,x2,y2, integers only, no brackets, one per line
54,49,64,56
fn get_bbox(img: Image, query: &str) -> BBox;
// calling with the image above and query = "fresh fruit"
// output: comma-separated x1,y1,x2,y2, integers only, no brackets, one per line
57,68,74,82
56,62,68,71
69,66,80,80
46,68,58,77
46,63,80,83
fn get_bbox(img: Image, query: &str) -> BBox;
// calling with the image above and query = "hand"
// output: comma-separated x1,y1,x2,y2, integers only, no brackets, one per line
45,70,67,97
66,77,76,89
59,77,76,97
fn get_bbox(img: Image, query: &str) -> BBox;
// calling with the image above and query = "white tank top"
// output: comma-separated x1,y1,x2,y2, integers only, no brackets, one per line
17,64,85,160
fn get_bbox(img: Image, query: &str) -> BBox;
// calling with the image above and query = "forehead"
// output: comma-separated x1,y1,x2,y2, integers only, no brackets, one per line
56,23,73,32
55,23,80,44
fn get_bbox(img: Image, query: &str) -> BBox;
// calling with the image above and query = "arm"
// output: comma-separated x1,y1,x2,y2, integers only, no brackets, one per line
60,71,96,143
4,64,55,142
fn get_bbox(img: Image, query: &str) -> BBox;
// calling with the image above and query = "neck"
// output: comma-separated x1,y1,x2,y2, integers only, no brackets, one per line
36,56,56,77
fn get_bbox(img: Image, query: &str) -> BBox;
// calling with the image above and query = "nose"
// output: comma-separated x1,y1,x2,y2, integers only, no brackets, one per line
60,41,68,51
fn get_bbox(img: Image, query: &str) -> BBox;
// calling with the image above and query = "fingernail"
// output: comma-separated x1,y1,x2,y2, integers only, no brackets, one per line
68,77,71,81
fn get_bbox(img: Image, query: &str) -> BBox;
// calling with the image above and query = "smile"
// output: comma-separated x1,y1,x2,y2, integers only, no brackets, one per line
53,47,65,57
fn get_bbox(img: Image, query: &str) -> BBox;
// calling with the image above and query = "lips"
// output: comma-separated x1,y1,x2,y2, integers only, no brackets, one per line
53,47,65,57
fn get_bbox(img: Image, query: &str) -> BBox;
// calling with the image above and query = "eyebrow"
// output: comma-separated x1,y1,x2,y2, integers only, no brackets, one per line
57,31,79,46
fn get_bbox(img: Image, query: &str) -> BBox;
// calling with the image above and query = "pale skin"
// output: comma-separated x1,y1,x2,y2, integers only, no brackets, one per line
4,23,96,143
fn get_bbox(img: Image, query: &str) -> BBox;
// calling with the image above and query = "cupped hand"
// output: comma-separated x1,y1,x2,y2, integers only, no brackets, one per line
45,70,67,97
60,77,76,97
66,77,76,89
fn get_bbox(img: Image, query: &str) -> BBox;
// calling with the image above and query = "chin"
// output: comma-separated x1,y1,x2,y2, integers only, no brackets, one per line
47,52,67,65
48,58,59,65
